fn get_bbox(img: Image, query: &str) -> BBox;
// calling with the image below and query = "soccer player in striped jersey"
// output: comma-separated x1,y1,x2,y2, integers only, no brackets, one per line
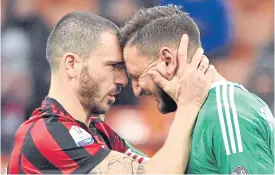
7,11,215,174
121,5,274,174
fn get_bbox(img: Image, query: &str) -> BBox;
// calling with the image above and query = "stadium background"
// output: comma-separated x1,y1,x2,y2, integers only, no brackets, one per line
1,0,274,172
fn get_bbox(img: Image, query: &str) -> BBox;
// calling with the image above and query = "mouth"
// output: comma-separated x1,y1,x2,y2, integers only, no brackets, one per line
148,93,159,103
142,90,159,103
107,88,121,105
109,87,121,97
109,91,120,97
107,95,116,104
153,96,160,103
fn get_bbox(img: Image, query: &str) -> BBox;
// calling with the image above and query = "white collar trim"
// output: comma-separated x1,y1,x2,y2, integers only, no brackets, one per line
210,80,228,89
210,80,248,92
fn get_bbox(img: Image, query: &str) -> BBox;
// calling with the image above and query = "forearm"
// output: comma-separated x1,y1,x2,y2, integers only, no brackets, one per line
88,105,200,175
144,104,199,174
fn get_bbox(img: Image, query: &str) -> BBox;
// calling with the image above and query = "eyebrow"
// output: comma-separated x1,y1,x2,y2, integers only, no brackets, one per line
114,61,125,66
105,60,125,65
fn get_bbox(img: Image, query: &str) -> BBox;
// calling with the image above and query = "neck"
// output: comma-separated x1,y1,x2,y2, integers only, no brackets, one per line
48,73,88,124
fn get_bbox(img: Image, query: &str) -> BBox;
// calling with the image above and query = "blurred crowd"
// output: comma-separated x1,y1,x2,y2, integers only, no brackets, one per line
1,0,274,169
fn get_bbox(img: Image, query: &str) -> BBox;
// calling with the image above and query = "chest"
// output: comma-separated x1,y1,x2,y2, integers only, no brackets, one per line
88,124,127,153
89,126,110,148
186,117,219,173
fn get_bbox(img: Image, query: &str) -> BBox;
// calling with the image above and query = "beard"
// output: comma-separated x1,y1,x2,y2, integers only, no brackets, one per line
158,86,177,114
77,65,105,115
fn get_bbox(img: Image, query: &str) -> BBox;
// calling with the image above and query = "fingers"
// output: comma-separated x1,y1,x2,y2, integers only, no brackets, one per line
197,56,209,74
177,34,189,63
148,63,172,81
205,65,216,81
148,70,168,90
190,48,204,68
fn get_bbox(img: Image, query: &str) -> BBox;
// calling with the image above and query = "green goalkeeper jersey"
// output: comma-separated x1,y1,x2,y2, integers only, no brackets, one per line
186,81,274,174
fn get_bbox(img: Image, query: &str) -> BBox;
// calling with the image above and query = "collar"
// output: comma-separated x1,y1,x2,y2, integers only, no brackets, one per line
43,97,69,113
210,80,228,89
42,97,109,128
41,96,75,122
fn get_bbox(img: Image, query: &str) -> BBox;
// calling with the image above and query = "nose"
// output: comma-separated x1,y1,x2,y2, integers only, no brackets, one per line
131,79,142,97
115,69,128,88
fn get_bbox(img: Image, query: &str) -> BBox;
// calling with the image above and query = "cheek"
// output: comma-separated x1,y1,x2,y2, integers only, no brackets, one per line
139,76,159,95
96,68,115,93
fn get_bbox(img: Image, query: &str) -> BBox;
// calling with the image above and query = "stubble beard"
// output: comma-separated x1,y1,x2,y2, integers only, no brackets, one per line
78,65,105,116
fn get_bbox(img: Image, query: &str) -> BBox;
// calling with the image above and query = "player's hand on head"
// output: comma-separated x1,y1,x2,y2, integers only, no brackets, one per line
148,34,216,108
176,53,215,109
148,34,190,102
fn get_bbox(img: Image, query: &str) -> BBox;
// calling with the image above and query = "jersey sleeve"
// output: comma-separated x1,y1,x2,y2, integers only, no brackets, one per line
22,118,110,174
116,133,150,164
92,119,150,164
210,109,274,174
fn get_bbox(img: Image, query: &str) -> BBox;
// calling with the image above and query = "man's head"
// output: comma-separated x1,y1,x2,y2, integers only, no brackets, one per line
46,11,128,115
121,5,201,113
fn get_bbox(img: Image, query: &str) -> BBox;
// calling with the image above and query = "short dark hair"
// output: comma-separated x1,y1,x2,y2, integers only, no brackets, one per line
121,5,201,58
46,11,119,71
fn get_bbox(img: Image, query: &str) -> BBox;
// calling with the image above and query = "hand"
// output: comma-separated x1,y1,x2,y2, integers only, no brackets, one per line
148,34,216,108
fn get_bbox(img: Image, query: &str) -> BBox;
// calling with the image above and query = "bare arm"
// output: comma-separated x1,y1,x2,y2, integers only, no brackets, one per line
89,105,198,174
144,104,200,174
88,104,203,174
88,151,144,174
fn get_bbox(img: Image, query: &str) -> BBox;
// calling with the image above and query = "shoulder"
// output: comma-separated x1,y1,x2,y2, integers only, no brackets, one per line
198,82,272,140
202,81,268,125
22,114,90,150
203,82,273,149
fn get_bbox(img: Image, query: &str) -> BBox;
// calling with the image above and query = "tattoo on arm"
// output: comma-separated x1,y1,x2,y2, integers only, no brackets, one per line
136,164,146,175
89,151,146,175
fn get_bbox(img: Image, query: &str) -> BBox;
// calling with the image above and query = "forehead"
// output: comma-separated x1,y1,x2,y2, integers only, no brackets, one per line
89,31,122,62
123,46,149,75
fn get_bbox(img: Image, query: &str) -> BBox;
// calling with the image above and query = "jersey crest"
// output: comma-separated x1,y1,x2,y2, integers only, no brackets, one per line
232,166,248,175
69,126,94,147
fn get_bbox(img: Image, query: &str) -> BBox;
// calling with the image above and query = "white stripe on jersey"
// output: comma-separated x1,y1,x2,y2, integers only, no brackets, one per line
125,148,133,156
216,85,231,155
216,84,244,155
222,84,237,154
229,84,243,153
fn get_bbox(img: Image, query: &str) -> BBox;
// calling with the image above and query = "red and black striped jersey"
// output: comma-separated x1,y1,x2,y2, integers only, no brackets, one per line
7,97,148,174
88,116,149,164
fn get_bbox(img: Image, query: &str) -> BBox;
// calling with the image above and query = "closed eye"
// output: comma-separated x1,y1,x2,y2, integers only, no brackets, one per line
112,62,126,69
128,73,139,79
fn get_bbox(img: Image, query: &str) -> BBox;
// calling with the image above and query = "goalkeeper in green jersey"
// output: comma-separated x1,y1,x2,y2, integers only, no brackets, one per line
121,5,274,174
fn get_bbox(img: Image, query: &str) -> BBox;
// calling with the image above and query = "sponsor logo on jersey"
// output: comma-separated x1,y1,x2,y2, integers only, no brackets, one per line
69,126,94,147
232,166,248,175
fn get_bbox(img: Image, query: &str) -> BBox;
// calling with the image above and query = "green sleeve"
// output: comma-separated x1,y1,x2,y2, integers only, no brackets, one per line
211,115,274,174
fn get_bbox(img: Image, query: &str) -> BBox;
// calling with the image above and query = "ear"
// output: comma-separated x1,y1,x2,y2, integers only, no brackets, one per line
63,52,82,78
157,47,178,80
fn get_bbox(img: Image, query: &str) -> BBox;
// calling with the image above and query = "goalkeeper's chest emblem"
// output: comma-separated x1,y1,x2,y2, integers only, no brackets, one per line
69,125,94,147
232,166,248,175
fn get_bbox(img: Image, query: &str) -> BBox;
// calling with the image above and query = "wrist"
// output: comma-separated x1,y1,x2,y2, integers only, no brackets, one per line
173,103,201,127
177,102,201,113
